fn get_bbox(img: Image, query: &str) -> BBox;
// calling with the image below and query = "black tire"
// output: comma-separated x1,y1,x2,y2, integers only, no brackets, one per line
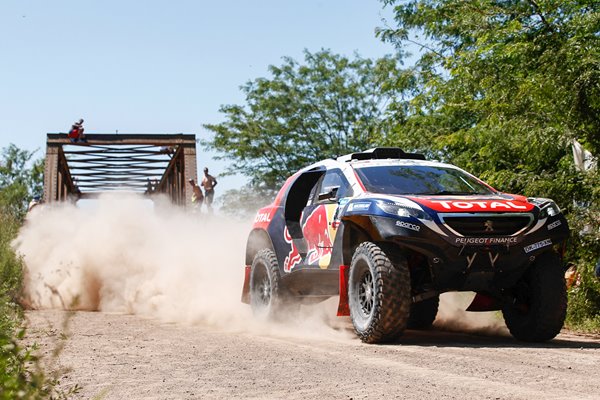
502,251,567,342
348,242,411,343
249,249,291,320
408,295,439,329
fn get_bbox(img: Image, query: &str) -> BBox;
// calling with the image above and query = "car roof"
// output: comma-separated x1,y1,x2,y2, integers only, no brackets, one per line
301,157,460,172
347,158,458,170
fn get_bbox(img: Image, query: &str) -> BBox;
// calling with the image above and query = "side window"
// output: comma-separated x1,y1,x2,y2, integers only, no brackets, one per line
314,169,353,204
306,176,323,205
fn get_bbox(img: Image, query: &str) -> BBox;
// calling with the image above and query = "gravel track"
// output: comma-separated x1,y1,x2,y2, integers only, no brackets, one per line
25,310,600,400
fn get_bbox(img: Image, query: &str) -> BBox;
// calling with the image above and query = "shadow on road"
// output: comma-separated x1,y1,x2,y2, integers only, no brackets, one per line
390,328,600,349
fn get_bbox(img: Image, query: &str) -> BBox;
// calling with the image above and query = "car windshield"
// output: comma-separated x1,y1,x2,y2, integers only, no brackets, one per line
354,165,495,196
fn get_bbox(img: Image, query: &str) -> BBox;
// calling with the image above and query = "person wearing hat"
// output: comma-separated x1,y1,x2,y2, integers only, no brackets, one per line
200,167,218,212
188,178,204,213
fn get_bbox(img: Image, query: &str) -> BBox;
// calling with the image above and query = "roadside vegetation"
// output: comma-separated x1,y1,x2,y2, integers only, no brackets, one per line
0,145,77,399
205,1,600,331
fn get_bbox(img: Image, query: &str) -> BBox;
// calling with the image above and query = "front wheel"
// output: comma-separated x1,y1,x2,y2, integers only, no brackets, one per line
502,251,567,342
348,242,411,343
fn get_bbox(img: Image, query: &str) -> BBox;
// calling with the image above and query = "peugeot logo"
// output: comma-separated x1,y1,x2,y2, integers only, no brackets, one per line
484,220,494,232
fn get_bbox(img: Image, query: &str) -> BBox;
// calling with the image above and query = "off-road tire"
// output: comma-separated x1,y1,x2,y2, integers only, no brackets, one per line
502,251,567,342
408,295,439,329
348,242,411,343
250,249,292,320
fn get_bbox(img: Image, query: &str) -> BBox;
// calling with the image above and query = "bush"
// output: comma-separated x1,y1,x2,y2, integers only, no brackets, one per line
0,209,78,399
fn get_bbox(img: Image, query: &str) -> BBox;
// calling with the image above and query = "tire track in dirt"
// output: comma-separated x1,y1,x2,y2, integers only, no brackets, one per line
26,310,600,400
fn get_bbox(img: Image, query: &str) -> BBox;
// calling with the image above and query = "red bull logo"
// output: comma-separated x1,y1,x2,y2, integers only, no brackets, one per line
302,205,337,267
283,226,302,272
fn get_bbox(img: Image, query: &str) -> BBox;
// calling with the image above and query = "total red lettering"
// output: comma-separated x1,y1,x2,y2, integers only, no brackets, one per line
429,200,528,211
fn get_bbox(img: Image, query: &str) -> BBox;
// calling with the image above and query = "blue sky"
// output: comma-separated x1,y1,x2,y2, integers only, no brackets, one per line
0,1,399,193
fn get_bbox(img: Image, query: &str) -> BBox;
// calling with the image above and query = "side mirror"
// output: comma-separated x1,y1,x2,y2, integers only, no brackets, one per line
317,186,339,202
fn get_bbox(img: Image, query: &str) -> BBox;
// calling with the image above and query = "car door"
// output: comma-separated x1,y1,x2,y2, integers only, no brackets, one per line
300,169,352,269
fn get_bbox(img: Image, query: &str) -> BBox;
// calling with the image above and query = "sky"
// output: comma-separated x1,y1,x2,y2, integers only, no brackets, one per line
0,1,399,194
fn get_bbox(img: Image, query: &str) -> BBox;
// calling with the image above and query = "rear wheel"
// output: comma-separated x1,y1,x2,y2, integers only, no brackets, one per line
348,242,411,343
502,251,567,342
408,295,439,329
250,249,291,320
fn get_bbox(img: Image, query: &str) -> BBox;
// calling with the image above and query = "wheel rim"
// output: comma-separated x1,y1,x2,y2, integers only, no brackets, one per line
253,264,271,309
358,269,374,317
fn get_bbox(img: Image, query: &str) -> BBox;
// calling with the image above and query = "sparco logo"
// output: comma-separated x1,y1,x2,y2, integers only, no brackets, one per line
395,220,420,232
455,237,518,246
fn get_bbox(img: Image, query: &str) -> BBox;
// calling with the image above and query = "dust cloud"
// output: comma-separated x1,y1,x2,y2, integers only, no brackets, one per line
14,194,352,341
434,292,509,336
14,195,509,341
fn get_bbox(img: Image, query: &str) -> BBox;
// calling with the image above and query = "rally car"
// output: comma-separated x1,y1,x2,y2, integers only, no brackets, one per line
241,148,570,343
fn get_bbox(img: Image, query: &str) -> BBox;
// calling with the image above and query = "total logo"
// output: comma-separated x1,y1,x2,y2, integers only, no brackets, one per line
410,198,535,212
254,212,272,223
431,200,528,210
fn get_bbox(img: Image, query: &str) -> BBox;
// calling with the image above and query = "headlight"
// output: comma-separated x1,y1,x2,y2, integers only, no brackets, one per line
529,197,561,218
376,201,432,220
540,201,561,218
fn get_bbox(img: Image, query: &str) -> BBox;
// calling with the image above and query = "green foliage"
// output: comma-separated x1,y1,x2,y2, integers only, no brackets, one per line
379,0,600,328
0,144,44,219
0,211,24,337
204,49,416,192
0,210,77,399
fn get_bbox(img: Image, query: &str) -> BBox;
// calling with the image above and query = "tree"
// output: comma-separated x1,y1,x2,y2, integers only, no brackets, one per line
204,49,416,194
0,144,44,219
378,0,600,328
377,1,599,188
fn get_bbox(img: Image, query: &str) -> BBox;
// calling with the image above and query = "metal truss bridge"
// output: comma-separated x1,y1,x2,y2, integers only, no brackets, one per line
43,133,198,207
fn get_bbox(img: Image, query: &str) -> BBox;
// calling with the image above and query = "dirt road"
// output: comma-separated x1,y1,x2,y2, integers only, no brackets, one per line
26,310,600,400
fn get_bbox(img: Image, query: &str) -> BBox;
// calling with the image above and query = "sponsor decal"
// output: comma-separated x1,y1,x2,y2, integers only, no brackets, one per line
347,202,370,212
484,220,494,232
547,220,562,230
410,197,534,212
302,205,337,266
524,238,552,254
455,237,518,246
283,227,302,272
395,220,421,232
254,211,272,223
432,200,528,210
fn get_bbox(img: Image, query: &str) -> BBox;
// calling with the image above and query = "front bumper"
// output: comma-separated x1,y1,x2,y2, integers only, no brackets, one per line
370,214,570,292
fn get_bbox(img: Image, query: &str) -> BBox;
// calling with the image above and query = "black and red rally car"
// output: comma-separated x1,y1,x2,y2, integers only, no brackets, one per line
241,148,570,343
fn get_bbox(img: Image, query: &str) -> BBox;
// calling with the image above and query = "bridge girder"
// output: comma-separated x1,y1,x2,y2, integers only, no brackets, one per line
43,133,198,207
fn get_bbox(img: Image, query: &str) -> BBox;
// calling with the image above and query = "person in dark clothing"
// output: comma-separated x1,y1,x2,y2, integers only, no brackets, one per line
595,257,600,280
68,118,86,143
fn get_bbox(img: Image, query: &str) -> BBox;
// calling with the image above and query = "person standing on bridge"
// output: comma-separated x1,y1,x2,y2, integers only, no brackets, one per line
67,118,87,143
188,178,204,214
201,167,218,213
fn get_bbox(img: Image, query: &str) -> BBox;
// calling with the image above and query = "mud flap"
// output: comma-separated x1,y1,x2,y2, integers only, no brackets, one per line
336,265,350,316
466,292,501,312
241,265,251,304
